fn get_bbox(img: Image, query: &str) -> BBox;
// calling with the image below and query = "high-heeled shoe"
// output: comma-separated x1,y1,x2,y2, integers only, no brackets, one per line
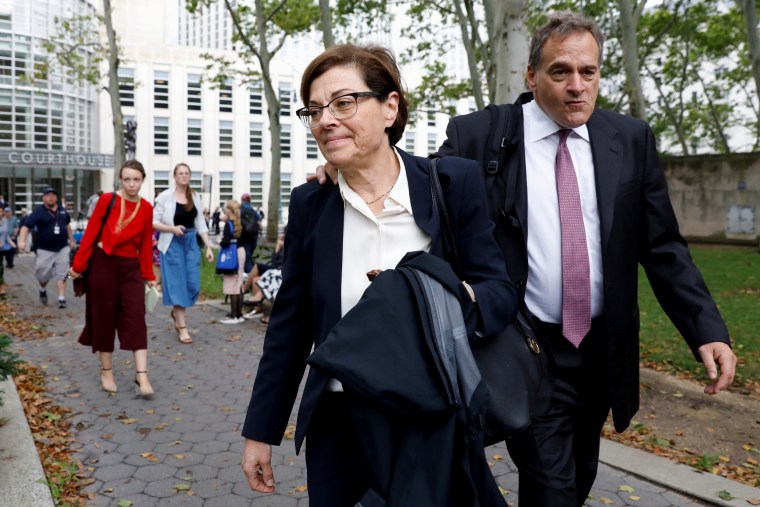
171,310,193,344
134,371,154,399
100,367,117,393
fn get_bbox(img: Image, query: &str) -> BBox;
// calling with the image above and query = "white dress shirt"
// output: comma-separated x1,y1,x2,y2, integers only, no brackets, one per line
327,148,432,391
522,100,603,323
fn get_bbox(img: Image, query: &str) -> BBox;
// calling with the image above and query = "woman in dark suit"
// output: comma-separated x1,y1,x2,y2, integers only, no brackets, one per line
241,43,517,506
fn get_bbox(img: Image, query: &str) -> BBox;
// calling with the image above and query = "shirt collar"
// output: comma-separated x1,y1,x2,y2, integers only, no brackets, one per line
523,99,590,143
337,147,412,214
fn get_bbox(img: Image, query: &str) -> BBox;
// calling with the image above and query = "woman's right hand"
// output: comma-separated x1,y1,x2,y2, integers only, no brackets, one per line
241,439,275,493
173,225,186,236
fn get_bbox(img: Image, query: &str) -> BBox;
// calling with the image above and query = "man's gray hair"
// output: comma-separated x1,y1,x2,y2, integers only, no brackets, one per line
528,11,605,70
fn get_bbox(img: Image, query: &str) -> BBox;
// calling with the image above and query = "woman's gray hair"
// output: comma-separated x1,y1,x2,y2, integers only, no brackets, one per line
528,11,605,70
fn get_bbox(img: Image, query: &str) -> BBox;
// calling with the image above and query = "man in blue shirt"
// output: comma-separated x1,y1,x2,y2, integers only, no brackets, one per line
17,187,76,308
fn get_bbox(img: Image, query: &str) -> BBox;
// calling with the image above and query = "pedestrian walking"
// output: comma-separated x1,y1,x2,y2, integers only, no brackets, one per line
218,200,246,325
241,43,517,506
69,160,157,398
2,207,18,269
0,210,16,295
17,187,76,308
153,163,214,344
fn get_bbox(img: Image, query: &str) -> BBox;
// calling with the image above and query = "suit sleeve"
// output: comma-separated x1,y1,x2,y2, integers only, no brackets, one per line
637,124,730,357
242,185,315,444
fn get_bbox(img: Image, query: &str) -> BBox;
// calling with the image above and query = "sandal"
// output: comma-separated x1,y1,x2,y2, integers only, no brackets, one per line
171,310,193,343
260,315,269,324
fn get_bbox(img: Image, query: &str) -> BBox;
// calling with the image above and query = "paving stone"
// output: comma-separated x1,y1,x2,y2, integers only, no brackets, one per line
193,478,233,498
177,463,220,481
133,463,178,482
97,477,147,497
92,463,137,482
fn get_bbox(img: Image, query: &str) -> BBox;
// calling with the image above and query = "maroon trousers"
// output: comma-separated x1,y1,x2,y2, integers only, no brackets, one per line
78,248,147,352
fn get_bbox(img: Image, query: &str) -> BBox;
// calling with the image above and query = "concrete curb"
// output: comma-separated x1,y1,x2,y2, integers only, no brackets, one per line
0,377,55,507
600,439,760,506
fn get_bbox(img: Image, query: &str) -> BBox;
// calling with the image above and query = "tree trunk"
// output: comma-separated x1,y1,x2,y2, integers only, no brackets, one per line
486,0,528,104
738,0,760,131
319,0,335,48
102,0,124,181
254,0,281,243
453,0,485,110
618,0,647,119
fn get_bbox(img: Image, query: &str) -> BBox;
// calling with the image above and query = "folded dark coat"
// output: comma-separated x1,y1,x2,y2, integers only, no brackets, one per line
307,251,506,507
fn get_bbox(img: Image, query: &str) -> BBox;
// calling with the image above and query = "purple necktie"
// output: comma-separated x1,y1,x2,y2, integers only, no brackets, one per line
556,129,591,348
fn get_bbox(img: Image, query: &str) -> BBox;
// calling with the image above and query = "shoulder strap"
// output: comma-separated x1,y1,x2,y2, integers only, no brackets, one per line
483,103,521,215
93,192,117,245
429,158,461,279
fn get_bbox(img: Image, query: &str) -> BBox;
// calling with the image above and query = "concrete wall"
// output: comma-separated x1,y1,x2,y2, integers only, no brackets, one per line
663,153,760,243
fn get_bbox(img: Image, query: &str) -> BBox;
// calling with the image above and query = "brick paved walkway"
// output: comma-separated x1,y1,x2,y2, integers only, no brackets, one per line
4,253,710,506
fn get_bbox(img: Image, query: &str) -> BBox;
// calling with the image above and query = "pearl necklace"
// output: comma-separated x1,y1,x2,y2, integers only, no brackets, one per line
364,183,395,205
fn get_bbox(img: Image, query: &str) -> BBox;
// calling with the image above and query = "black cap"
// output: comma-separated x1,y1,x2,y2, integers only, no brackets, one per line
42,187,57,196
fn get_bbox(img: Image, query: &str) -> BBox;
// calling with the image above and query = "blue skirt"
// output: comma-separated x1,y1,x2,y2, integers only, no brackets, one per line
160,229,201,308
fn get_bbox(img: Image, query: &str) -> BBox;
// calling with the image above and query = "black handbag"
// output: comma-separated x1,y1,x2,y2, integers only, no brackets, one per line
429,157,550,444
73,193,117,297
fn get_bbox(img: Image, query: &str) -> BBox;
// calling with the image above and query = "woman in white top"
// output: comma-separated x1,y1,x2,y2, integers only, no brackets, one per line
153,163,214,343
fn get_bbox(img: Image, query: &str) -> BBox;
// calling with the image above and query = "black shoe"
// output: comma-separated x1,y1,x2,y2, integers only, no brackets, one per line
58,298,66,309
39,290,48,305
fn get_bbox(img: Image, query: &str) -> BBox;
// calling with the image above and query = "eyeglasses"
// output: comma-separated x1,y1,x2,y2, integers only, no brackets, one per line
295,91,386,129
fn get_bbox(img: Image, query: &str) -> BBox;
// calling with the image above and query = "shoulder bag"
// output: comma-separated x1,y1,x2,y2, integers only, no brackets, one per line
429,157,551,445
215,222,239,274
73,192,117,297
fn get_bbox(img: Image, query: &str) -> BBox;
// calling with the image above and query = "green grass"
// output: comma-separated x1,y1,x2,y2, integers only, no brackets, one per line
638,244,760,388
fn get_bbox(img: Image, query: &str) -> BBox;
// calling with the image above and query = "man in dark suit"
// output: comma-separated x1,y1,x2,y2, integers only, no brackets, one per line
434,11,737,507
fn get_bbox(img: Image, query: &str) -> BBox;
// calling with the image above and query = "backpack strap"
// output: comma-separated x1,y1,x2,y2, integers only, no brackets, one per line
483,103,521,219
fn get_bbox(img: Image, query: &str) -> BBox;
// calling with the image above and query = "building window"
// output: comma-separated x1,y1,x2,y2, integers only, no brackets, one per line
249,172,264,207
219,120,233,156
219,171,233,203
154,117,169,155
427,111,436,127
154,171,170,194
306,132,318,159
427,133,437,154
187,73,202,111
190,171,202,192
154,71,169,109
280,124,291,158
280,173,292,208
33,97,48,149
188,118,202,156
278,82,291,117
118,68,135,107
249,122,263,157
219,80,232,113
249,82,262,114
405,131,415,153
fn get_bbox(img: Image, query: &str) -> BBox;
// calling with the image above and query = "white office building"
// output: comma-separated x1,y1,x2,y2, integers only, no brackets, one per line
0,0,111,216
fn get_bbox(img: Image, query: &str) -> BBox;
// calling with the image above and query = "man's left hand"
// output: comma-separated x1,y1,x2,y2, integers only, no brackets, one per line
697,342,737,395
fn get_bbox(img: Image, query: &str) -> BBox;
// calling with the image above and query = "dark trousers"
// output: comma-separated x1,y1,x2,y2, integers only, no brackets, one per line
506,318,610,507
2,248,14,268
78,248,147,352
242,241,255,274
304,391,370,507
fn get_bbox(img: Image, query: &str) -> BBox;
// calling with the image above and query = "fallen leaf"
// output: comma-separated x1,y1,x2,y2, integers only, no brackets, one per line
599,498,614,505
174,483,191,491
746,499,760,505
168,440,183,446
629,495,640,501
154,423,169,430
173,454,185,459
140,452,158,462
283,424,296,440
119,418,138,425
717,490,734,500
492,454,504,461
618,485,634,493
117,500,134,507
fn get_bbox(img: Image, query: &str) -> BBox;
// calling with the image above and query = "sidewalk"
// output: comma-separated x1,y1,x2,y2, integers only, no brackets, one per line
1,253,758,506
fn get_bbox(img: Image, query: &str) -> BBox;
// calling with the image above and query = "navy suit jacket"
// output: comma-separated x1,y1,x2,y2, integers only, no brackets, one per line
242,149,517,452
436,93,730,432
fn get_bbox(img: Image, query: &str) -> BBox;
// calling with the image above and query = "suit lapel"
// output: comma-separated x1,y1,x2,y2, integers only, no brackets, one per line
587,111,623,252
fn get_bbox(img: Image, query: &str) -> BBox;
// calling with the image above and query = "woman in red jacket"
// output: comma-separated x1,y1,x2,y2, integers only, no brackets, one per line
70,160,157,399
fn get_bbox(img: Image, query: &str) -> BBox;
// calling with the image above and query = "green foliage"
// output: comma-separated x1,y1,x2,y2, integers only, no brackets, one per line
639,245,760,388
0,333,19,408
38,14,111,88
